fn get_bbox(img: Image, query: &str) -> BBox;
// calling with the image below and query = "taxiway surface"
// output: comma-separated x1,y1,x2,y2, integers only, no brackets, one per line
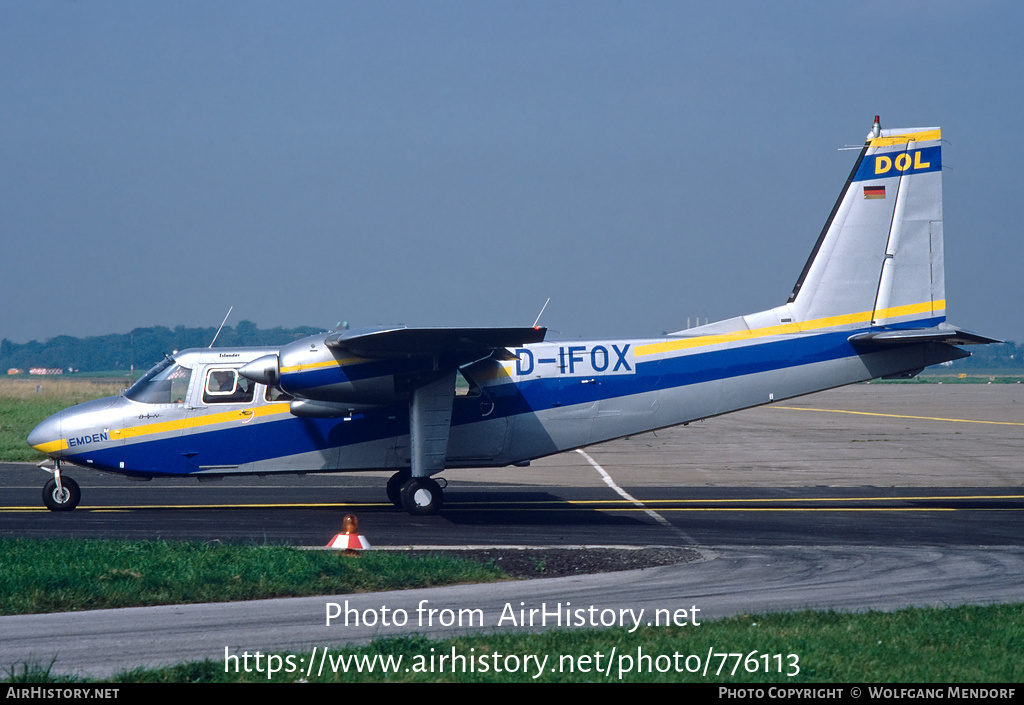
2,384,1022,678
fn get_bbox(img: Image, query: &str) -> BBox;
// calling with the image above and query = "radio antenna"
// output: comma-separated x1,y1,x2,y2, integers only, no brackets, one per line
209,306,234,348
532,298,550,329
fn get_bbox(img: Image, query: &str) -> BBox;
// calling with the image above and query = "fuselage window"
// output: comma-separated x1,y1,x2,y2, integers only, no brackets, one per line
265,385,293,403
203,369,255,404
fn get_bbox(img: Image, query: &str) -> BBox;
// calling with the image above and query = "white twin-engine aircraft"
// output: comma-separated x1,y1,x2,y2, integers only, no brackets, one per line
28,117,995,514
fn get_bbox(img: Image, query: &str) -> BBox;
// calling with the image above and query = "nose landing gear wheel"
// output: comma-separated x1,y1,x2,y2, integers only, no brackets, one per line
399,477,443,515
43,476,80,512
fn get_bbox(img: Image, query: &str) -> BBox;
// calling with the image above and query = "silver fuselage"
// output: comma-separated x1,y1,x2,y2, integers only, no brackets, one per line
27,325,962,479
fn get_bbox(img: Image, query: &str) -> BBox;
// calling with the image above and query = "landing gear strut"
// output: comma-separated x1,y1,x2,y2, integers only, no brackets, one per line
42,462,80,512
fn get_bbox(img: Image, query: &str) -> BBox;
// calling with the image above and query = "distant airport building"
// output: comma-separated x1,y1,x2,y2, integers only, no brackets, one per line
29,368,64,375
7,368,23,375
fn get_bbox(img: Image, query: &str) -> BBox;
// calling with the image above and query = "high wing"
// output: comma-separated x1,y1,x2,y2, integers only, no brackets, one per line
324,326,547,361
239,325,547,397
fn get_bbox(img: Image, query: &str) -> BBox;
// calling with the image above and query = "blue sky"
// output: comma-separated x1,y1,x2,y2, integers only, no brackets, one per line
2,1,1021,344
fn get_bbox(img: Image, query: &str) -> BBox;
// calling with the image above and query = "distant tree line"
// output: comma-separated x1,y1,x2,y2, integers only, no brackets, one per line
0,321,324,374
944,340,1023,369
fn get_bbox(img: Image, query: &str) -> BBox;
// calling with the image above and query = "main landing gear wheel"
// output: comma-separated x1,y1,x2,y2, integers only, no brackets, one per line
43,476,80,512
386,470,411,508
399,477,443,515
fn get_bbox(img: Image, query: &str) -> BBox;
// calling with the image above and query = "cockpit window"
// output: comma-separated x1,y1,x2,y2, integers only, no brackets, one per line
203,368,255,404
125,359,194,404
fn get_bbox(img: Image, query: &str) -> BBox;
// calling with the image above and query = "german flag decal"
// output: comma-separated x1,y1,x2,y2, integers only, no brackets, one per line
863,185,886,199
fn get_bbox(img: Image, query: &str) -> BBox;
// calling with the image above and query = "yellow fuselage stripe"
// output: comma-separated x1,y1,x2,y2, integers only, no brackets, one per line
635,300,944,358
33,439,69,454
110,403,293,441
280,355,366,374
32,405,295,454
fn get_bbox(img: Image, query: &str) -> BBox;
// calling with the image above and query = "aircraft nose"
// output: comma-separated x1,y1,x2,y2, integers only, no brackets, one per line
27,411,63,456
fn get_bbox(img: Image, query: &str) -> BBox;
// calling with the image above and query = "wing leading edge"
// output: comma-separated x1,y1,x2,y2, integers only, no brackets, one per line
324,326,547,360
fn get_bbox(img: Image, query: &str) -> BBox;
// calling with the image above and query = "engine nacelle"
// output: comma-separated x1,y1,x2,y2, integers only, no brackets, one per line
241,333,398,405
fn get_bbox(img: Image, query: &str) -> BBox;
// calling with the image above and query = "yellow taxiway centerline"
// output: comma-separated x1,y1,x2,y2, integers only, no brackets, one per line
772,406,1024,426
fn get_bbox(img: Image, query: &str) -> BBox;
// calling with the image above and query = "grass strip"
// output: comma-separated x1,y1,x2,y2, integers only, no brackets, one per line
0,538,508,615
0,379,124,462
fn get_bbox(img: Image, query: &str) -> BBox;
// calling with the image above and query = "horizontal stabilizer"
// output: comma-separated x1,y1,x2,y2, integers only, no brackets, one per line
849,324,1001,347
325,326,547,359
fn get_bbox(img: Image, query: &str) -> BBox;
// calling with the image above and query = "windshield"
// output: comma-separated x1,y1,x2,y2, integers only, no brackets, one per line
125,358,194,404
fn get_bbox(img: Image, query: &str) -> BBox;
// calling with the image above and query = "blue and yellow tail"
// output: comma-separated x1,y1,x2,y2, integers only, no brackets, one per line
788,117,944,329
675,117,993,346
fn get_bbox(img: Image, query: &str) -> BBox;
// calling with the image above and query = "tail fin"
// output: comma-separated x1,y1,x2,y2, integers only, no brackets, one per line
787,117,945,328
673,117,951,338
